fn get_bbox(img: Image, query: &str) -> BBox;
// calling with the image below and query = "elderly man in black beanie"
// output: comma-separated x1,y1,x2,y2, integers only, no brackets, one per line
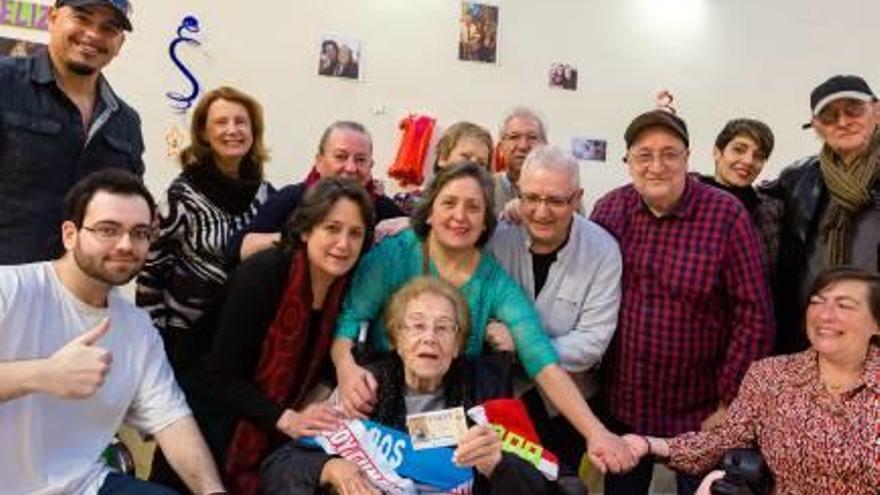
762,74,880,354
0,0,144,265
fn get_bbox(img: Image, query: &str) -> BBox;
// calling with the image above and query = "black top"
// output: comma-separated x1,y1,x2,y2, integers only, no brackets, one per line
530,235,567,296
258,353,561,495
531,250,558,297
183,159,263,215
698,174,760,213
207,247,293,431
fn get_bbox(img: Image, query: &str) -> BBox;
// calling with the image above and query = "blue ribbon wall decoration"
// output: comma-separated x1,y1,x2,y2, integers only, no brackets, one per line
166,15,202,112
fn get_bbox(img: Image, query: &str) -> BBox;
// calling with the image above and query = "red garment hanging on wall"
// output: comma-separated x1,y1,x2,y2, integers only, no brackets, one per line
388,114,436,187
492,140,507,173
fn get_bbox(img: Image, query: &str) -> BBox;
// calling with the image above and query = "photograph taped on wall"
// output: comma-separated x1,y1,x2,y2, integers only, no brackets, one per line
459,2,498,64
549,63,577,91
318,35,361,80
572,137,607,162
0,35,43,57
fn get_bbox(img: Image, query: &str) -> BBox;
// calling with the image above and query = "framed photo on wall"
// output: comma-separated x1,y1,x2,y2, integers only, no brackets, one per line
458,2,499,64
318,35,362,80
572,137,607,162
549,63,578,91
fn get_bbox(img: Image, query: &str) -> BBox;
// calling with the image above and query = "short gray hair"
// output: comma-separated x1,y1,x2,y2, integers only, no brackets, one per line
521,145,580,189
317,121,372,155
499,107,548,143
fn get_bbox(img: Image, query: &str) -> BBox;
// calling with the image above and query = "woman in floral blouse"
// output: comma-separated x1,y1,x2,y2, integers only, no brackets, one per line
628,266,880,495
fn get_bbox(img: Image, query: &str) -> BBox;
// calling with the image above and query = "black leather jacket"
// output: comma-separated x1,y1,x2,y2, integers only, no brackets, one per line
760,155,824,354
761,154,880,353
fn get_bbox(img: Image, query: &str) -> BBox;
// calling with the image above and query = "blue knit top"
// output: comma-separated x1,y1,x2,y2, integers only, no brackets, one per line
335,229,558,377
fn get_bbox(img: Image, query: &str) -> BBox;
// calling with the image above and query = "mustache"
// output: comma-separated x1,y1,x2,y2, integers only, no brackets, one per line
104,255,140,263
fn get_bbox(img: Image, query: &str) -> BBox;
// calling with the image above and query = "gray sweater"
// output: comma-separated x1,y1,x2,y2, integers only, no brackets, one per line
487,216,621,399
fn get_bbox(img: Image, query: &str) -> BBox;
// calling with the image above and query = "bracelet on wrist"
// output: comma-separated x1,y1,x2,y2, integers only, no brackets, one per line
641,435,653,456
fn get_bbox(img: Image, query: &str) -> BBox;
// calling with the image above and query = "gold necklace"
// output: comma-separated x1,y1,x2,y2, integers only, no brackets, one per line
818,357,864,394
821,373,861,394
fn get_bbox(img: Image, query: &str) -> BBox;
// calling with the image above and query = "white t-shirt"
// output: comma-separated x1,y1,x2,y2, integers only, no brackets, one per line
0,262,191,495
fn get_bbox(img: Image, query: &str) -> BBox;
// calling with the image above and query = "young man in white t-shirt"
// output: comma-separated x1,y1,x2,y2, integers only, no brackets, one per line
0,169,226,494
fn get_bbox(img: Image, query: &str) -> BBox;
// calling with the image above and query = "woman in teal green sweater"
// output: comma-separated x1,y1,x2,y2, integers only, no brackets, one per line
330,162,638,474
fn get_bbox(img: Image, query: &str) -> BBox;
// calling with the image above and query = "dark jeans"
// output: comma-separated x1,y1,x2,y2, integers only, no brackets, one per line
99,472,180,495
150,358,235,494
601,414,702,495
521,387,588,477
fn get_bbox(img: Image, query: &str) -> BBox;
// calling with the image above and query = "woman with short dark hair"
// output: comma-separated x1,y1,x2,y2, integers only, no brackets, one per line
631,266,880,495
207,178,374,495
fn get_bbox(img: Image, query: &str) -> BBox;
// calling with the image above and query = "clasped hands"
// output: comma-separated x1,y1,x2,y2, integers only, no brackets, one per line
335,360,655,475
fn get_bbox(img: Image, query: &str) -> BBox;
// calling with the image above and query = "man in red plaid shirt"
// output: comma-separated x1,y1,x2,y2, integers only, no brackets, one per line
589,110,774,495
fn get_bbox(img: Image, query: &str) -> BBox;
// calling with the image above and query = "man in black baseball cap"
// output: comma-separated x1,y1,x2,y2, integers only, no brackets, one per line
761,74,880,354
623,108,690,149
590,108,774,495
0,0,144,265
801,75,877,129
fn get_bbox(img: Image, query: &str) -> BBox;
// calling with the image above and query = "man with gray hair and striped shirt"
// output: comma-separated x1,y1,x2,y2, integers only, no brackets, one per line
487,145,622,481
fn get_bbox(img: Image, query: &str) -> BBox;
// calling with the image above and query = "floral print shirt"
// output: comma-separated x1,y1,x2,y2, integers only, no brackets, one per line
668,346,880,494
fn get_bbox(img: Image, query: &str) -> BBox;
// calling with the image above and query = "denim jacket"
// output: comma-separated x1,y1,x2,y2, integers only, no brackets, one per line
0,50,144,264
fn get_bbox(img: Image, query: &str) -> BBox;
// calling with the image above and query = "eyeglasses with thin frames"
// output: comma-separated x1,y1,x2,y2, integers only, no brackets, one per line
81,222,157,246
519,191,577,209
502,132,541,145
626,148,687,168
401,316,459,339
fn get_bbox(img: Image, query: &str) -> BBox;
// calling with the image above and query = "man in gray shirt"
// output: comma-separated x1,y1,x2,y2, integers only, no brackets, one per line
487,145,621,477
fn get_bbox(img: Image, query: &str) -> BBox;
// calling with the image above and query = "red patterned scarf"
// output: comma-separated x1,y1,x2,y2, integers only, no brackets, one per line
224,248,349,495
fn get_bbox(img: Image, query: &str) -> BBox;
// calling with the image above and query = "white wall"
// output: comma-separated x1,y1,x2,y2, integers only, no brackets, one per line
6,0,880,208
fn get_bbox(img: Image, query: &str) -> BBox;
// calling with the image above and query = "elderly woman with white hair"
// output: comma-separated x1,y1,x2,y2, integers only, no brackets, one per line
260,277,557,494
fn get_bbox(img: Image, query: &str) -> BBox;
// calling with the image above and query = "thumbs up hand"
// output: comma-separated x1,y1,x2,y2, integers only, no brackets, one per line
44,318,113,399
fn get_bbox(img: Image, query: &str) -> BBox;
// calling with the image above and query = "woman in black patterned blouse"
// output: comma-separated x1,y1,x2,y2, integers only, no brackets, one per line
135,86,275,491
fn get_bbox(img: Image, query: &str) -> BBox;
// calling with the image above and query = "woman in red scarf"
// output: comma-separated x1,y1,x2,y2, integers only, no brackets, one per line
207,178,375,495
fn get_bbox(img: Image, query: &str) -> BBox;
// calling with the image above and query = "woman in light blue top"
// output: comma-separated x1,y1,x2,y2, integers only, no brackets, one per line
331,162,638,475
